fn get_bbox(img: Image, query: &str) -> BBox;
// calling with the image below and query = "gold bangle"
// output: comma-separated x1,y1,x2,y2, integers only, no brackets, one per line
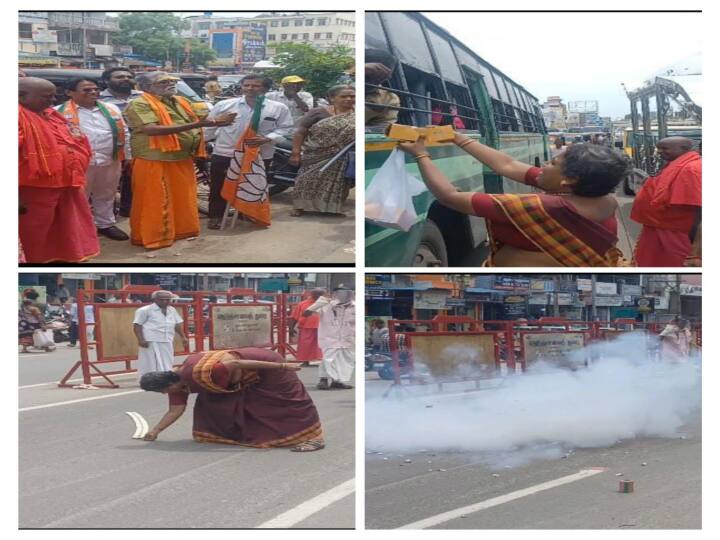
458,138,473,148
415,153,431,161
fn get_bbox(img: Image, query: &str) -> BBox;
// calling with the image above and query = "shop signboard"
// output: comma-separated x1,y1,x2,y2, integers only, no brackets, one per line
576,278,593,291
367,289,394,299
595,295,623,307
445,298,466,307
366,274,391,286
495,276,530,291
413,289,450,310
154,274,178,289
556,293,574,305
680,284,702,297
530,280,554,292
259,278,288,292
595,282,617,295
473,276,494,289
529,293,549,305
622,284,642,296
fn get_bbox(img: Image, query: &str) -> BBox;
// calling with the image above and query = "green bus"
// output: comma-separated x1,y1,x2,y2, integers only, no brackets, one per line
365,12,549,267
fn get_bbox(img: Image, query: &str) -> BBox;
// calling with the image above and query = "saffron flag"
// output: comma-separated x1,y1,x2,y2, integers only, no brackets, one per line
220,96,271,227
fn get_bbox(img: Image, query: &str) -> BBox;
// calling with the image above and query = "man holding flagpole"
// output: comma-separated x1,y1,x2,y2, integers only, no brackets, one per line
204,74,293,229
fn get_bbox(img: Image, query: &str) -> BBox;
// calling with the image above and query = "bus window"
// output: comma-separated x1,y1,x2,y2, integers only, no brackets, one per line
380,13,435,74
505,80,521,109
491,71,510,104
426,29,465,85
365,12,389,50
444,81,481,132
402,64,447,127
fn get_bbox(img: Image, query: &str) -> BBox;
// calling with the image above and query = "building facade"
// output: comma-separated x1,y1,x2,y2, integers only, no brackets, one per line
19,11,121,68
183,12,355,62
365,274,701,323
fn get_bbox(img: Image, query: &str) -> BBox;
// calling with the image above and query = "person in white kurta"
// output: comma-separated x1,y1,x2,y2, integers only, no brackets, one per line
133,291,188,378
304,286,355,389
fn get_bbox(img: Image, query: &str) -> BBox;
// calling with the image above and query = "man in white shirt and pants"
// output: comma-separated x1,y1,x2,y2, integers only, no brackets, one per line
304,285,355,390
266,75,314,125
204,74,294,229
133,291,189,378
56,77,131,241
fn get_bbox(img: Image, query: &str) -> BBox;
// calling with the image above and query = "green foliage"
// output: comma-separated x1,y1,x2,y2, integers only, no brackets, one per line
265,43,354,97
114,12,216,68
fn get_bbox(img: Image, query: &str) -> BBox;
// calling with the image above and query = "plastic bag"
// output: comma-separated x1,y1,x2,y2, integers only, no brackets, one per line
365,148,427,232
33,329,54,348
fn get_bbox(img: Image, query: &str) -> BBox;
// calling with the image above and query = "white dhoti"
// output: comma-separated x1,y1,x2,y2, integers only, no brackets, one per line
319,347,355,383
136,341,175,378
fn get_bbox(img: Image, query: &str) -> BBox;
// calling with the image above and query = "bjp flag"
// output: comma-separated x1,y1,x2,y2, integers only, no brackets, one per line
220,96,271,227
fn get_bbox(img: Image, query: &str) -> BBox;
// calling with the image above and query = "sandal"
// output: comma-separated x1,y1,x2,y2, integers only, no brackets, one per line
291,439,325,452
330,381,353,390
207,219,222,230
317,378,330,390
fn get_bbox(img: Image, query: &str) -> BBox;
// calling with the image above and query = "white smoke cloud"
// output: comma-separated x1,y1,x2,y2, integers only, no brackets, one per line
366,333,700,467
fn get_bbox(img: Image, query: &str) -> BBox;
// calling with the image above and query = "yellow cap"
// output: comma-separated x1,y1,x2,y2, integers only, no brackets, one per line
281,75,306,84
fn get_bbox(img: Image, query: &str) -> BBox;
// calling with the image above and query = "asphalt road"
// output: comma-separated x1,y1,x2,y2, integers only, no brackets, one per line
19,348,355,529
92,188,355,264
365,376,701,530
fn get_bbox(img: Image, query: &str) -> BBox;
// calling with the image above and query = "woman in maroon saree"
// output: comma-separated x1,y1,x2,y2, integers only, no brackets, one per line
398,136,631,266
139,347,324,452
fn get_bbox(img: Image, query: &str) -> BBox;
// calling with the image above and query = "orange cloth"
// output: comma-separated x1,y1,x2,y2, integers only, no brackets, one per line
291,298,320,329
19,105,91,188
138,93,207,158
631,151,701,232
129,157,200,249
220,98,271,226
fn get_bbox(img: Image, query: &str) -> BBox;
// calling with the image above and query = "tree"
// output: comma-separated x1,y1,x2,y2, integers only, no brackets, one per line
265,43,354,97
114,12,216,68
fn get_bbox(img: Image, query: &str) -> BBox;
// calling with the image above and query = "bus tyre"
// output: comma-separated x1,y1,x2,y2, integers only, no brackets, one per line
414,220,448,267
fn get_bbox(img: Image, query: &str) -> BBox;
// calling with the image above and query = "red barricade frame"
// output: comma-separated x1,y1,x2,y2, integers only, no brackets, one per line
58,288,297,388
382,316,702,387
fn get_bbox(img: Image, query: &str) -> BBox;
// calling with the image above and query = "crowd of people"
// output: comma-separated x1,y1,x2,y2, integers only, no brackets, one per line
19,67,355,263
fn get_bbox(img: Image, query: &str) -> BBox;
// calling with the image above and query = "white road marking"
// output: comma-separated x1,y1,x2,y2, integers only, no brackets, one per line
397,468,607,529
257,478,355,528
126,411,149,439
19,373,138,389
19,390,144,412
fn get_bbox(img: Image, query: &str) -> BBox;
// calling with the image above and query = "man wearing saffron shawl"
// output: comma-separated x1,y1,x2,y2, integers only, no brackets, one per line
125,72,235,249
19,77,99,263
56,77,131,241
631,137,702,267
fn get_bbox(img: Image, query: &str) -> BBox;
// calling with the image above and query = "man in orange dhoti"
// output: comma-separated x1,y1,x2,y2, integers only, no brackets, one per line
125,72,235,249
631,137,702,267
19,77,99,263
288,289,325,364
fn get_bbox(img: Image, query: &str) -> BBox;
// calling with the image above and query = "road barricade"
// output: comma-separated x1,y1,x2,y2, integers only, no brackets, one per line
59,288,295,388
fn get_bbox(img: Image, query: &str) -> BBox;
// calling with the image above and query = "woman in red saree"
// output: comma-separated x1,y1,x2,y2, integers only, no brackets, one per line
398,135,631,266
139,347,324,452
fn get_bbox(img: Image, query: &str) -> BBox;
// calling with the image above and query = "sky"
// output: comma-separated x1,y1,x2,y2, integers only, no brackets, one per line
423,12,702,119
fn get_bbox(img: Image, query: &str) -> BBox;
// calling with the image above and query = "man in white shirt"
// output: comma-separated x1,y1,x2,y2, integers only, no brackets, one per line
204,74,294,229
304,285,355,390
132,290,189,378
266,75,314,125
56,78,131,241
